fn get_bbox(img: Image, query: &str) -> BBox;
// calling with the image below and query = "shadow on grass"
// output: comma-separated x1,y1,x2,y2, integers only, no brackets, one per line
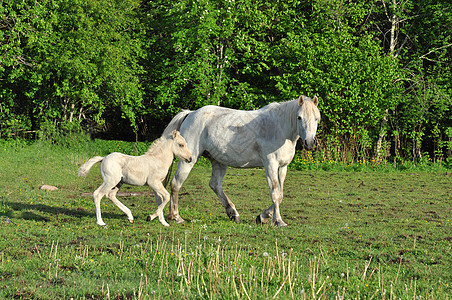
3,200,124,223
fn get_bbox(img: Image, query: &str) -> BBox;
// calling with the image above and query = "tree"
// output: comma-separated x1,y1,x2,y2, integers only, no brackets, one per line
1,0,145,136
372,0,452,160
270,0,401,159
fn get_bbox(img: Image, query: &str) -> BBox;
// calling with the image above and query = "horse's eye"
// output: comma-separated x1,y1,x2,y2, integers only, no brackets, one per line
297,116,302,120
178,143,184,147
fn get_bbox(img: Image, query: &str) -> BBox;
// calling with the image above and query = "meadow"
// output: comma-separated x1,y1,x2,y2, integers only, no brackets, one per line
0,138,450,299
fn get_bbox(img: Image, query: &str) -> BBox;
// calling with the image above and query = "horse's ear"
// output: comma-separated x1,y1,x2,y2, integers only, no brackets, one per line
313,95,319,106
172,130,178,138
298,95,304,106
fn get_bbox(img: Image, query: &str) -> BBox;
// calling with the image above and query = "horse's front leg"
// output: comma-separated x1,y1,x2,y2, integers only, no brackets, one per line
257,163,288,227
169,160,195,224
209,160,240,223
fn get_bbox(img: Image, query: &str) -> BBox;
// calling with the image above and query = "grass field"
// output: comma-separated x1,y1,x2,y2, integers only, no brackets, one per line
0,140,451,299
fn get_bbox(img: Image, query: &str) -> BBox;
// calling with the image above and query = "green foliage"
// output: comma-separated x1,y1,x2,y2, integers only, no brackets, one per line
1,0,145,132
38,121,91,149
289,150,450,172
1,0,451,161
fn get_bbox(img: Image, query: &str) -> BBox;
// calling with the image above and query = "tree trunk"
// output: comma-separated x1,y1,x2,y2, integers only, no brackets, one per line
375,0,400,159
375,110,388,159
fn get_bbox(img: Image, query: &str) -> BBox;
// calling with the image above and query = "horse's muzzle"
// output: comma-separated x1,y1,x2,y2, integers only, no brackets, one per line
185,157,193,163
303,138,316,150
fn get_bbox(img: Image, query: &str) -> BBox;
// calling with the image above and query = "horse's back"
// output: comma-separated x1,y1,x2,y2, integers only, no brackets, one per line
179,105,282,168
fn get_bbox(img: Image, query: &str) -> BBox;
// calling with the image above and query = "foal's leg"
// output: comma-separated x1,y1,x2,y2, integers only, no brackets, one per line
154,193,163,206
148,183,171,227
93,183,112,226
257,162,287,227
169,160,195,224
106,187,134,223
209,160,240,223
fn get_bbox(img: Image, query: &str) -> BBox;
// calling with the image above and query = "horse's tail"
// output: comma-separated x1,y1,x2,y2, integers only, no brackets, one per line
78,156,104,177
162,110,192,137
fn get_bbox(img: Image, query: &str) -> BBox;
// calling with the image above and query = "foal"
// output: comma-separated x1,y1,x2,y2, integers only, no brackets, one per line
78,130,192,226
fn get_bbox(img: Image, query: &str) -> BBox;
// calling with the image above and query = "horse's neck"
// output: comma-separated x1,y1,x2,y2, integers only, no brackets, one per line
266,100,299,141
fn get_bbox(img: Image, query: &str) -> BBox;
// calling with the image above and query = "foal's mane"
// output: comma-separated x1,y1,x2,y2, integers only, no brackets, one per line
145,136,170,156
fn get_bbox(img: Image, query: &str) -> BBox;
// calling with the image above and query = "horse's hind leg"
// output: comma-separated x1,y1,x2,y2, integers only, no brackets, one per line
256,204,274,225
169,160,195,224
209,160,240,223
107,187,134,223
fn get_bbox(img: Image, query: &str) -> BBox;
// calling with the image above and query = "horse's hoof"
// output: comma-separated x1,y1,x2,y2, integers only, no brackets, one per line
146,215,151,221
228,215,240,223
170,215,185,224
168,215,185,224
256,215,263,225
129,219,134,224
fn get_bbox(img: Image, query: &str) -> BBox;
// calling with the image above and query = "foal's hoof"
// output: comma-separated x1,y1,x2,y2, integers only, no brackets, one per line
129,219,134,224
147,214,158,222
274,220,288,227
160,220,170,227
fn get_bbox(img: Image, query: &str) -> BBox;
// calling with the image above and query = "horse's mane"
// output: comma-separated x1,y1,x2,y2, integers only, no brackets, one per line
259,98,319,128
260,99,298,112
260,99,299,125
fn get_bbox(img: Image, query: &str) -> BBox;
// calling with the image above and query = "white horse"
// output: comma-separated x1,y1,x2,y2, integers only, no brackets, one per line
163,95,320,227
78,130,193,226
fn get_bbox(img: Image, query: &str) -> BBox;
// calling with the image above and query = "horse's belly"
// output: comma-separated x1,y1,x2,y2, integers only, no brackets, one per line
206,146,263,168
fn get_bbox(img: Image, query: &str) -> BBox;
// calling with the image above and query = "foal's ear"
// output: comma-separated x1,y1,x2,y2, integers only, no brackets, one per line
313,95,319,106
172,130,178,139
298,95,304,106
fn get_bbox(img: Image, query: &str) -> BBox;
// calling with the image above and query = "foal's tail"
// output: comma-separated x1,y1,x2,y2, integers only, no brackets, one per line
162,110,192,138
78,156,104,177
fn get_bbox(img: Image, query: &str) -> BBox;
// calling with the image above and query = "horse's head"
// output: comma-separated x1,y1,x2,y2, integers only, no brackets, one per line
297,95,321,150
171,130,193,163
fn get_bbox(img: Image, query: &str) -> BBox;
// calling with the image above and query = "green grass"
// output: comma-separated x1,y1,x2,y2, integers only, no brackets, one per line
0,140,451,299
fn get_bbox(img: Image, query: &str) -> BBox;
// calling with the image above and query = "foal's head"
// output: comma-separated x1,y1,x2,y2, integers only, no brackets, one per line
171,130,193,163
297,95,321,150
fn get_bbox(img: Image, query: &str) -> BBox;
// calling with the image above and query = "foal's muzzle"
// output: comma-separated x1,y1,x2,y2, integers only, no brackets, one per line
185,156,193,163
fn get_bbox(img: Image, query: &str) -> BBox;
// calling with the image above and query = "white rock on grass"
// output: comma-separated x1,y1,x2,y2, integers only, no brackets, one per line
40,185,58,191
